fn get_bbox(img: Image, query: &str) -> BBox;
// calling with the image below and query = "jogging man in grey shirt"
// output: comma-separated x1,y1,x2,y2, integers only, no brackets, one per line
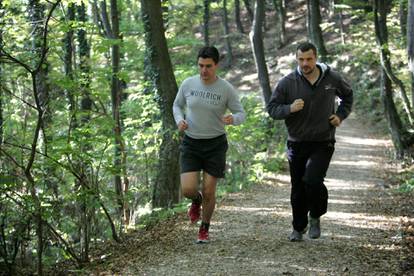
173,46,245,243
267,42,353,241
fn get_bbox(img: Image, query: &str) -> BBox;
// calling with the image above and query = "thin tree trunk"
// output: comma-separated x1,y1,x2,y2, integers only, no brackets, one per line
373,0,413,125
235,0,244,33
307,0,328,62
408,0,414,105
273,0,286,47
242,0,254,22
400,0,407,45
28,1,46,273
77,2,92,262
250,0,272,105
203,0,210,46
141,0,180,208
381,69,407,157
64,3,76,129
339,6,345,44
0,0,3,146
374,0,414,158
222,0,232,68
94,1,128,225
109,0,125,229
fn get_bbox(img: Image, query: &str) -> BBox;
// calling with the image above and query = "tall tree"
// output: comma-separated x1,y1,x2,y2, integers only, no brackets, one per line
94,0,130,227
0,0,3,146
242,0,254,22
307,0,328,62
408,0,414,105
76,1,93,262
337,3,346,44
64,3,76,129
273,0,286,47
250,0,272,105
374,0,414,158
374,0,413,125
141,0,180,208
28,0,48,273
235,0,244,33
107,0,124,225
109,0,128,227
203,0,210,46
400,0,408,43
222,0,233,67
30,0,56,200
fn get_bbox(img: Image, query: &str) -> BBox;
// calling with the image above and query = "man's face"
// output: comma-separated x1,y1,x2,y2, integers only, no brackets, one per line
198,57,218,83
296,49,317,75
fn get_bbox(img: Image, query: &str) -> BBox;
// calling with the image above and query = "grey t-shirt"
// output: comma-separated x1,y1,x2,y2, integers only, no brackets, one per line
173,75,246,139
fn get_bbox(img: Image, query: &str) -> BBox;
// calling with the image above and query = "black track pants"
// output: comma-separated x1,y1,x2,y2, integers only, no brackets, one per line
287,141,335,232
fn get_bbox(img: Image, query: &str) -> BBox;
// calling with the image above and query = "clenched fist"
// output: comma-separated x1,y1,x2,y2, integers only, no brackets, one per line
329,115,341,127
290,99,304,113
222,114,234,125
178,120,188,131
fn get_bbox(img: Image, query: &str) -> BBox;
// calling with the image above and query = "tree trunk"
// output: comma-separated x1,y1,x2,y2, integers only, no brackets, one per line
28,1,46,273
374,0,414,158
381,68,408,157
242,0,254,22
250,0,272,105
222,0,232,68
30,0,53,198
338,6,345,44
141,0,180,208
76,2,92,263
408,0,414,105
374,0,413,125
0,0,3,146
307,0,328,62
64,3,76,129
400,0,407,45
273,0,286,47
108,0,125,229
235,0,244,33
95,0,128,227
203,0,210,46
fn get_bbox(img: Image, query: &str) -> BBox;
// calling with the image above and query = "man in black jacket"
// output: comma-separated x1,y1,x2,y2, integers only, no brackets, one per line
267,42,353,241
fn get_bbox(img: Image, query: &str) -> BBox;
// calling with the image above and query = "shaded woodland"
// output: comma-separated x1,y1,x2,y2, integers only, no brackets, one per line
0,0,413,274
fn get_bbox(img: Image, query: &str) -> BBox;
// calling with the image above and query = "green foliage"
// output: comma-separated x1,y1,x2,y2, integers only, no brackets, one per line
135,202,187,229
330,18,387,131
220,95,286,194
398,177,414,193
1,0,412,273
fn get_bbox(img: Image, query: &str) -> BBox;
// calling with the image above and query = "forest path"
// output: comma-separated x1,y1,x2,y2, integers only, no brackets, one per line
90,114,408,275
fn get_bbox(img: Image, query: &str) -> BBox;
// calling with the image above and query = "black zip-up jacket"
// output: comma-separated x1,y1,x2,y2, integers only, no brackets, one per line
267,63,353,142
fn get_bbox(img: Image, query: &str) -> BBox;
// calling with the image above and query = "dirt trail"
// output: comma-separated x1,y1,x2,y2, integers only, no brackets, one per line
89,114,410,275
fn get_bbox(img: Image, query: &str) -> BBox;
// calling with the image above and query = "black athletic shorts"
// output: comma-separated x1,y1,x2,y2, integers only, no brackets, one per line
180,134,228,178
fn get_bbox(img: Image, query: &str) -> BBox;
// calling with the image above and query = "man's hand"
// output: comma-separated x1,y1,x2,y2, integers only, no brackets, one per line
329,114,341,127
222,114,234,125
178,120,188,131
290,99,304,113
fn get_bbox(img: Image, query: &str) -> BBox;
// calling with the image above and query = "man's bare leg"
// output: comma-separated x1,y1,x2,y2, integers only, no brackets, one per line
201,172,218,223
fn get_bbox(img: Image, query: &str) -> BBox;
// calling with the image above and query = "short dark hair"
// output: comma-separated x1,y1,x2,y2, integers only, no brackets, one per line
197,46,220,64
296,42,317,57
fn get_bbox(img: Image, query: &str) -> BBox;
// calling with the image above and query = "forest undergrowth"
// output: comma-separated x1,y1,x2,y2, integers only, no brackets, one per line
51,0,414,274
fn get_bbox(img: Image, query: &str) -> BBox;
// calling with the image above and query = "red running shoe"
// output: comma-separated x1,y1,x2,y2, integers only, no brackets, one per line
187,197,201,224
197,227,209,244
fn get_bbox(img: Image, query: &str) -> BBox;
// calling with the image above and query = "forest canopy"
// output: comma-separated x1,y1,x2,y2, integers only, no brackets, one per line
0,0,413,274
